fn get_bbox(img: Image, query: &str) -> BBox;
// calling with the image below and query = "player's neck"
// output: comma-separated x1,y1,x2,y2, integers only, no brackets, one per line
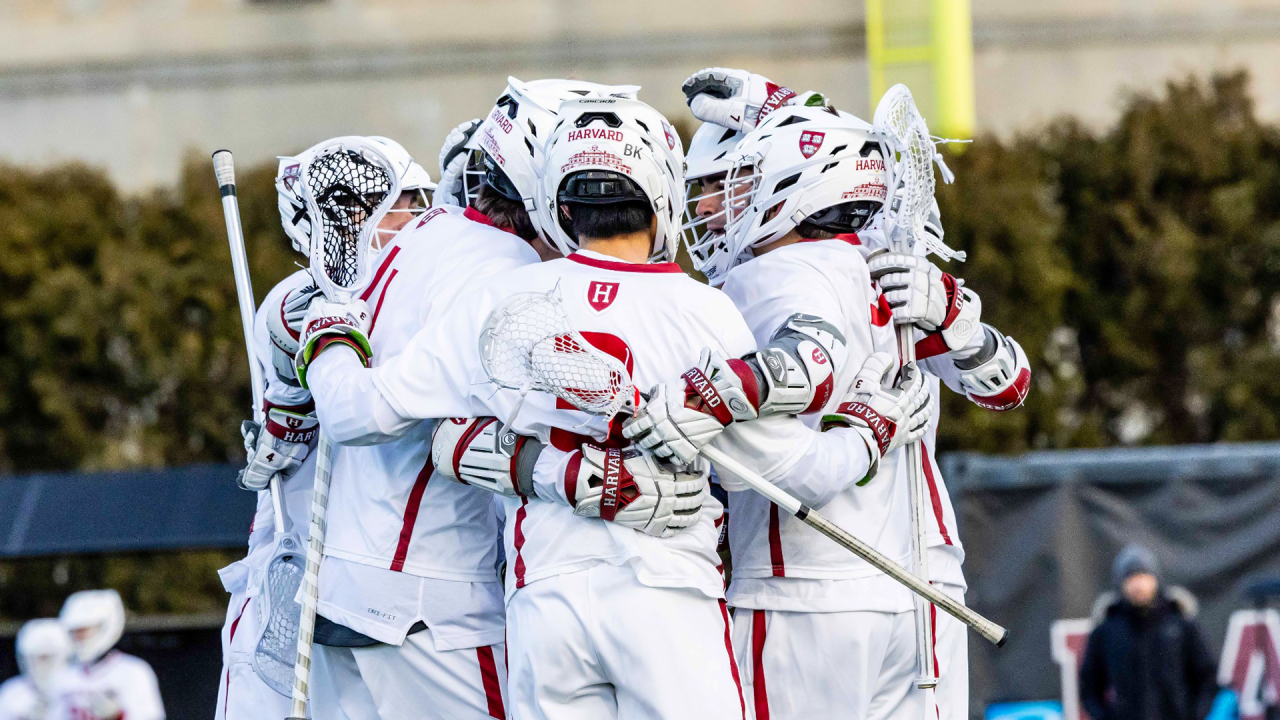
751,228,804,257
580,230,652,264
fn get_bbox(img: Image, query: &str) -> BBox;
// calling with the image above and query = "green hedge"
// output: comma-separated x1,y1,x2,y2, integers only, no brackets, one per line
1,72,1278,616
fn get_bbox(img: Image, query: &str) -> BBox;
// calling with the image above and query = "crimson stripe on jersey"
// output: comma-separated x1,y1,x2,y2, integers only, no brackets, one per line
768,505,786,577
367,268,399,336
464,206,515,234
751,609,769,720
566,253,684,274
224,597,251,716
721,599,747,720
931,603,941,683
390,456,434,572
870,293,894,327
476,645,506,719
513,497,530,588
921,444,953,546
798,233,861,247
360,245,402,302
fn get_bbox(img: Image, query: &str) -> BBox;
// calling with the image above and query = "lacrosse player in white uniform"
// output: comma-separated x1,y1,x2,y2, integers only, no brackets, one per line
623,101,940,720
0,620,71,720
49,590,163,720
677,67,1033,720
214,136,431,720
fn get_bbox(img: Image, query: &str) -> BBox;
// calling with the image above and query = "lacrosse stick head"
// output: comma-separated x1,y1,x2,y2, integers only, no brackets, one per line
872,84,965,262
479,290,638,420
299,137,402,301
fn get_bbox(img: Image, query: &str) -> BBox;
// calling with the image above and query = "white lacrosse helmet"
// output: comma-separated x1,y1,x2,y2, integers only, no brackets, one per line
16,618,72,693
720,106,890,281
684,122,744,283
296,136,401,300
59,589,126,664
365,135,434,247
465,78,640,225
537,97,686,261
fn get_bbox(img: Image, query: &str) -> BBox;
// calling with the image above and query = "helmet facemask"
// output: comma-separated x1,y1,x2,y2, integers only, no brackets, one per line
301,140,400,301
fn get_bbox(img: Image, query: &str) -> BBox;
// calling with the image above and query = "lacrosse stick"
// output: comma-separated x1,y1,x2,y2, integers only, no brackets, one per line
212,151,307,699
280,140,401,719
478,290,1008,647
872,84,977,688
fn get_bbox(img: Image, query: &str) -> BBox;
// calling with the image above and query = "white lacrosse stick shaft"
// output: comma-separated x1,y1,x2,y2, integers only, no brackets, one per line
701,444,1006,646
287,431,333,719
873,84,947,689
212,150,286,536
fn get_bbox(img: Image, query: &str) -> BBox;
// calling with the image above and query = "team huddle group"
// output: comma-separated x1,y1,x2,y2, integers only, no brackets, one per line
3,67,1033,720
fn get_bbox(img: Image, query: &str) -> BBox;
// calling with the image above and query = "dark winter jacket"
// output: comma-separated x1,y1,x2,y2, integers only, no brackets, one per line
1078,595,1218,720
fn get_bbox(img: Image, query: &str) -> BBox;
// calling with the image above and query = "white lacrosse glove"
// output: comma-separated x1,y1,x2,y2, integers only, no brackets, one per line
86,690,123,720
623,349,759,466
867,251,982,356
565,446,709,538
435,118,481,208
431,417,545,498
822,353,931,478
681,67,799,132
237,402,318,491
294,298,372,390
266,281,322,387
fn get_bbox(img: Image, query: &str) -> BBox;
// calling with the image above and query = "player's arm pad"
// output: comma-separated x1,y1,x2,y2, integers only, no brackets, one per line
745,313,847,416
953,325,1031,411
431,417,543,498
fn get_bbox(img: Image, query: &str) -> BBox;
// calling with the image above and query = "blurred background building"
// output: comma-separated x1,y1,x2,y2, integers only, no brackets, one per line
3,0,1280,189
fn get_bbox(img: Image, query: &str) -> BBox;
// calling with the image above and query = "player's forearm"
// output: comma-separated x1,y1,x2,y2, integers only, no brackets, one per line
755,424,875,508
308,349,416,445
709,415,873,508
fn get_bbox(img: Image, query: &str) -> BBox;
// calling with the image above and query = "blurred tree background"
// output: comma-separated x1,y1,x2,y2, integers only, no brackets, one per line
2,71,1279,618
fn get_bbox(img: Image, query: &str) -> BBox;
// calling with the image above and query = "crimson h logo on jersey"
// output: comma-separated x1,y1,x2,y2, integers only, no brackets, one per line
587,281,620,313
799,131,825,159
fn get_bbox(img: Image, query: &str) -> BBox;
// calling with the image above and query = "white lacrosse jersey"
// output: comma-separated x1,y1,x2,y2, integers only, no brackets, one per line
0,677,42,720
715,236,915,613
321,206,539,580
49,652,164,720
372,250,758,601
217,269,317,597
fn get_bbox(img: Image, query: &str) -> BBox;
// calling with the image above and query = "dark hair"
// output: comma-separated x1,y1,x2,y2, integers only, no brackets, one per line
795,220,838,240
560,201,654,242
475,183,537,242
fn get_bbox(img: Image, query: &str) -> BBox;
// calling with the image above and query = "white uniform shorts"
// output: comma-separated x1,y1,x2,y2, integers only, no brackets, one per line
215,590,292,720
310,626,507,720
930,583,968,720
505,563,747,720
733,607,924,720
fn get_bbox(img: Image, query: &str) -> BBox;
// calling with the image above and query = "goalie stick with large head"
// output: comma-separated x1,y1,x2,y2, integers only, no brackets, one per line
475,289,1008,647
871,83,969,689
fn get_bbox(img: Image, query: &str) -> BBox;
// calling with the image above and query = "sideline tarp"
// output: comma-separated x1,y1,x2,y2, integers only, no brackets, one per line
0,463,254,557
943,442,1280,716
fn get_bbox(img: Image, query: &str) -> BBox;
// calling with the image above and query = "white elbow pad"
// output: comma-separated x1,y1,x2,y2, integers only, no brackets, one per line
954,326,1031,411
753,313,848,416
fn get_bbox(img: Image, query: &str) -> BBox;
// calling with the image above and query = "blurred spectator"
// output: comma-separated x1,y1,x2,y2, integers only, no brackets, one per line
1079,544,1218,720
